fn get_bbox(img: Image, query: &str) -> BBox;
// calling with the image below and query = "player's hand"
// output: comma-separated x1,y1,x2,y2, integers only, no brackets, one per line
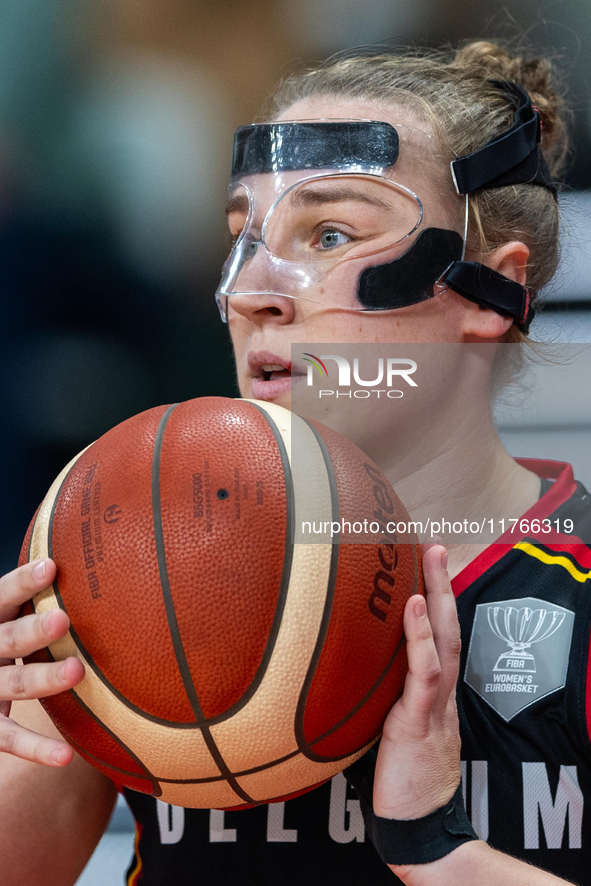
373,544,461,819
0,559,85,765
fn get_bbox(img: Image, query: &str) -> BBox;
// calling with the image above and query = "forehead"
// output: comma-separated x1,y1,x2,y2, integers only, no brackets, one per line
279,95,434,132
275,96,455,194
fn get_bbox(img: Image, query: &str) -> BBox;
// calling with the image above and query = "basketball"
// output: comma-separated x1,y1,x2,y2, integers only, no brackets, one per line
19,397,422,808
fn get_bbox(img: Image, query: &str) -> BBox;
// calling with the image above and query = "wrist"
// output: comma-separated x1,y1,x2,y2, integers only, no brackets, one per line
373,780,457,820
362,783,478,867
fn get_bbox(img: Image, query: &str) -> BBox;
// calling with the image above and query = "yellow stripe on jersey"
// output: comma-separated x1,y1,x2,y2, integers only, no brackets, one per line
514,541,591,583
127,825,143,886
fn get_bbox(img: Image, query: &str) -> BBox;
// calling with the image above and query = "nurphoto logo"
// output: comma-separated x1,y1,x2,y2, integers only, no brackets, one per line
303,353,418,399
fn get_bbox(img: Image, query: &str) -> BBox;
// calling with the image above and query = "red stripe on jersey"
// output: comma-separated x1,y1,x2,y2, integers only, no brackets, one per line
452,459,578,597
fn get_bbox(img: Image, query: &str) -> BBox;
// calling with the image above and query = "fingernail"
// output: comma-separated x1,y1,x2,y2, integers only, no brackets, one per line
59,661,69,681
51,747,67,765
440,549,448,570
32,560,46,581
415,597,426,618
43,611,54,631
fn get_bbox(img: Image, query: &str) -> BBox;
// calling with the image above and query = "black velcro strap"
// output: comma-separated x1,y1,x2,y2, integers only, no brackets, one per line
345,749,478,866
451,81,555,195
441,260,534,332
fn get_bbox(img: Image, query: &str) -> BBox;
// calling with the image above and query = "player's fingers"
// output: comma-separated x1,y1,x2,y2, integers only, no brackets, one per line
0,715,73,766
421,544,461,707
0,658,85,702
0,560,57,623
0,609,71,662
397,594,441,732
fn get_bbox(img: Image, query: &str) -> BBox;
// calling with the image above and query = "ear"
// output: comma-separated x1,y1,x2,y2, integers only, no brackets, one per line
458,240,530,341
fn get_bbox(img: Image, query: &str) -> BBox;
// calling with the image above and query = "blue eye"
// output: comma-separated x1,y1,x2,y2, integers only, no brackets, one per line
319,229,349,250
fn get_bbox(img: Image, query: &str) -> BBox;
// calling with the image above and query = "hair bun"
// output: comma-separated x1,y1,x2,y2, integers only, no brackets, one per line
453,40,566,167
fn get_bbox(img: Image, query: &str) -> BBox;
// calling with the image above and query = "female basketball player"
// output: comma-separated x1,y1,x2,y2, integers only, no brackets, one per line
0,41,588,886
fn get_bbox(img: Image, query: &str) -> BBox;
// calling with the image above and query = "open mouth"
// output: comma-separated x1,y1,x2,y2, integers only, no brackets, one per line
249,355,306,401
261,363,291,382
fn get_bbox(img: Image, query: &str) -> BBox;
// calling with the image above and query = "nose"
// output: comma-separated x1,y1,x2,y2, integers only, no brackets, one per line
221,232,296,325
226,290,296,325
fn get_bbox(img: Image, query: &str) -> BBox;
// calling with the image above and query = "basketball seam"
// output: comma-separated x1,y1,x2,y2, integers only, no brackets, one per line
304,633,407,761
67,739,156,786
293,418,340,760
293,423,415,764
200,399,297,724
152,403,255,807
157,749,300,784
33,452,165,790
43,429,203,729
152,403,202,719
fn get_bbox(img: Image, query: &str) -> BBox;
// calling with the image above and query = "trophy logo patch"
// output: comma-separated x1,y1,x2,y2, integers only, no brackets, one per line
464,597,574,721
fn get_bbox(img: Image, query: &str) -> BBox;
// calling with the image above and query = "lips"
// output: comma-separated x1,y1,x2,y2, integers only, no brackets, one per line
248,350,304,401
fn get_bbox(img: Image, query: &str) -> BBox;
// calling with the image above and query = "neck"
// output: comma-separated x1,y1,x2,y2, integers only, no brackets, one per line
378,398,541,580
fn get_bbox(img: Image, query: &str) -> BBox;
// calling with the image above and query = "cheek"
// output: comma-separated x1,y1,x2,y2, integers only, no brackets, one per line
228,318,249,374
323,261,458,344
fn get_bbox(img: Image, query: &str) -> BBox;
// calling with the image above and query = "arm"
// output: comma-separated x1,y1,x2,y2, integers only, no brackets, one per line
0,559,118,886
392,840,574,886
373,545,576,886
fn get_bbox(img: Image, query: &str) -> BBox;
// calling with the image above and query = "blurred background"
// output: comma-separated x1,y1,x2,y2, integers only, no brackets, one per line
0,1,590,881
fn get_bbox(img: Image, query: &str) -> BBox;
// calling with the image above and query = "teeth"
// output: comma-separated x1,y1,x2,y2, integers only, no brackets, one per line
261,364,286,371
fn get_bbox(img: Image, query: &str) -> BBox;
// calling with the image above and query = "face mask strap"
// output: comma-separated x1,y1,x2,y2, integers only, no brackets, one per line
355,83,544,333
450,81,556,195
440,262,534,332
439,80,556,333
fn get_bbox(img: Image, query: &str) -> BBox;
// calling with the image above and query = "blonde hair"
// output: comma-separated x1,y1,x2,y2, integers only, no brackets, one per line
272,41,571,343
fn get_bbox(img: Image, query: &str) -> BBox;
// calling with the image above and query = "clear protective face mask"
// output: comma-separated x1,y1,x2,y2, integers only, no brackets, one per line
215,119,468,323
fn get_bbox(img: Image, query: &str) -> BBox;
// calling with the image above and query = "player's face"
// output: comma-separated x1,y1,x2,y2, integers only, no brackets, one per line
226,96,479,409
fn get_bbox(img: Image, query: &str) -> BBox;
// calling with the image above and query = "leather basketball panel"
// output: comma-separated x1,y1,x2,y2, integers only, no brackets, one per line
67,748,156,796
49,635,223,781
222,778,330,810
50,405,196,723
157,779,245,809
159,398,288,720
308,644,409,760
39,688,150,778
299,421,421,752
300,543,408,746
235,740,373,804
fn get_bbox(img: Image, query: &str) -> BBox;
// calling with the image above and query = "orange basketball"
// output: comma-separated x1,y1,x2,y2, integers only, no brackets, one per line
19,397,422,808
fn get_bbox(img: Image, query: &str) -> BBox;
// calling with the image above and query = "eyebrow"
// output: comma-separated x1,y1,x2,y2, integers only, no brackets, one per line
225,185,392,216
290,185,392,210
225,193,250,216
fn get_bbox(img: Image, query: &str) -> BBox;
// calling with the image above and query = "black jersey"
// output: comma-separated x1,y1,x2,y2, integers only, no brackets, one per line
123,459,591,885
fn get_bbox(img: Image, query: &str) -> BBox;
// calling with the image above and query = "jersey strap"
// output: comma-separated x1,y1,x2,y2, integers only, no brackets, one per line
452,460,579,596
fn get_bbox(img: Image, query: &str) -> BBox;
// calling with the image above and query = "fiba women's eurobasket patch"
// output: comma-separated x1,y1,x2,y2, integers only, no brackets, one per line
464,597,574,722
